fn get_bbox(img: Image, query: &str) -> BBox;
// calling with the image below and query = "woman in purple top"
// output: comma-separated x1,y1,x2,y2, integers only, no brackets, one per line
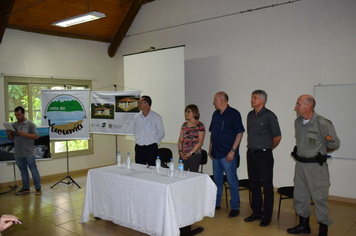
178,104,205,172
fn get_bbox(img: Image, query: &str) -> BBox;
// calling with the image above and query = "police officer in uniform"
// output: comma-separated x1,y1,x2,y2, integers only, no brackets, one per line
287,95,340,236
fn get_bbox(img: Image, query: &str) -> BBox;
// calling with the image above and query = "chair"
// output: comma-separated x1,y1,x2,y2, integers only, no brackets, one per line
157,148,172,168
277,186,294,219
238,179,252,206
223,177,252,208
199,149,208,173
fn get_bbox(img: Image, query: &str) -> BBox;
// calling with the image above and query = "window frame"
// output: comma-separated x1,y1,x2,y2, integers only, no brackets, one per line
4,76,93,159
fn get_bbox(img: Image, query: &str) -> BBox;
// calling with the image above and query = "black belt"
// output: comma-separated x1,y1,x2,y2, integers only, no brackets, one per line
137,143,156,147
294,155,327,165
291,147,327,166
248,149,271,154
295,157,319,163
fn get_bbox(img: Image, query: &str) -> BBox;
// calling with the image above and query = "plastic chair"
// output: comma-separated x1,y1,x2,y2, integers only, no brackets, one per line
223,177,252,208
277,186,294,219
199,149,208,173
157,148,172,168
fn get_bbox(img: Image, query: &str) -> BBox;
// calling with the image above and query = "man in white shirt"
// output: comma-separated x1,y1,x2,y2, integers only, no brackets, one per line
133,96,165,166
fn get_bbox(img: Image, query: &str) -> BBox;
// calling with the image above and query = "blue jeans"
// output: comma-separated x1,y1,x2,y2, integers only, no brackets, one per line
15,156,41,189
213,157,240,210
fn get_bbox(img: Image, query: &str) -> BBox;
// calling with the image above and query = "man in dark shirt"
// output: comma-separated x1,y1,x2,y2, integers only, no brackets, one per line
209,91,245,218
244,90,281,227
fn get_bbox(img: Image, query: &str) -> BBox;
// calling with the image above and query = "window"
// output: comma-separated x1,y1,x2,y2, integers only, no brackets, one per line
4,76,93,158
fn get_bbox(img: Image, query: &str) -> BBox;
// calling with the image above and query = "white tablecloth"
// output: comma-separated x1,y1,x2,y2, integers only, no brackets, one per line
80,163,217,236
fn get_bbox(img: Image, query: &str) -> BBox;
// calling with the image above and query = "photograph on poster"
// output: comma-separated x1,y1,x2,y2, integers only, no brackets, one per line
91,103,115,119
115,96,139,113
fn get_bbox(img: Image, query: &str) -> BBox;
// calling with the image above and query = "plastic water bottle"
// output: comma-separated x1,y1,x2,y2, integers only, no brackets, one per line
178,159,184,177
126,152,131,169
116,151,121,167
169,158,174,177
155,156,161,174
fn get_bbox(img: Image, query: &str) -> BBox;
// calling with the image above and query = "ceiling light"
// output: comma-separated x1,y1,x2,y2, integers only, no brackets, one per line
52,11,106,28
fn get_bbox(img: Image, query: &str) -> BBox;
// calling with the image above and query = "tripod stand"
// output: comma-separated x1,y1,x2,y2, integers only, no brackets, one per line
51,140,81,189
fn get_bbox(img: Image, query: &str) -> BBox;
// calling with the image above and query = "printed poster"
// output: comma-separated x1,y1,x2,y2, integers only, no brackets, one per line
0,127,51,162
90,91,141,135
41,90,90,140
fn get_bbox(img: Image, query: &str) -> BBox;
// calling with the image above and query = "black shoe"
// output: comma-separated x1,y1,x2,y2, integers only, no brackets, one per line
318,223,328,236
244,214,262,222
287,216,311,234
260,216,271,227
215,206,221,210
228,209,240,218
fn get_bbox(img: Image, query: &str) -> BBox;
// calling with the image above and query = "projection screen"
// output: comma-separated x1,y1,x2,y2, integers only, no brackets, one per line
124,46,185,143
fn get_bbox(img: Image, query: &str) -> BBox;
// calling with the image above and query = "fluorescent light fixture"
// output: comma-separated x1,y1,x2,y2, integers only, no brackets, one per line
52,11,106,28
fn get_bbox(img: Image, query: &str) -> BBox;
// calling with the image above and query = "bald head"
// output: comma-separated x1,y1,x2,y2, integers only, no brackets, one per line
299,95,316,109
216,91,229,102
295,94,315,119
214,91,229,112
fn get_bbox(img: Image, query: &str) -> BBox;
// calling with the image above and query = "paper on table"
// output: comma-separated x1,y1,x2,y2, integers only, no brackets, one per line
3,122,16,132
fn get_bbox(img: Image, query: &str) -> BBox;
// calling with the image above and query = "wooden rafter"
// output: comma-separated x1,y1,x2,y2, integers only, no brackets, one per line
0,0,16,44
108,0,144,58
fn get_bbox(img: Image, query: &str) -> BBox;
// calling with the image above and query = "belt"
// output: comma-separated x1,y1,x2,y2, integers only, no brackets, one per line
247,149,271,154
295,155,327,164
137,143,156,147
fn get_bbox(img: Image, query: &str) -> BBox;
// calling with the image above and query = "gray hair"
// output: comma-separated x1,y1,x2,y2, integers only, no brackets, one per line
217,91,229,102
252,90,267,104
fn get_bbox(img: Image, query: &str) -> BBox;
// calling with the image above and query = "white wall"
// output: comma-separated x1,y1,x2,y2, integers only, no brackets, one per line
1,0,355,199
114,0,356,199
0,29,118,183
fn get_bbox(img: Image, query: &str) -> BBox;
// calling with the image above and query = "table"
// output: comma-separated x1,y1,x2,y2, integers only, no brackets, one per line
80,164,217,236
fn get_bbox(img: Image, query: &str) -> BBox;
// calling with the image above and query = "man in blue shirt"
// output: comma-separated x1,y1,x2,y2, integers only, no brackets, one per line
209,91,245,218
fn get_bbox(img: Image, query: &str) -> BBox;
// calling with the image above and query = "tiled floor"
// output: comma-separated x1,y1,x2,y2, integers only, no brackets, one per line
1,171,356,236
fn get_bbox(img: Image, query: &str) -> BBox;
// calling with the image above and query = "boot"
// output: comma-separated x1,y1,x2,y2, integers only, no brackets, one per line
287,216,311,234
318,223,328,236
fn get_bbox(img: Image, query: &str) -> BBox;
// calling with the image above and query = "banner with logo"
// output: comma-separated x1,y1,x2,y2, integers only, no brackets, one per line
0,127,51,162
90,91,141,135
41,90,90,140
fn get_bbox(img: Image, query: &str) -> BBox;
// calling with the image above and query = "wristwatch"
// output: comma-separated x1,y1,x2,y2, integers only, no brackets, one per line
231,147,236,153
190,151,195,156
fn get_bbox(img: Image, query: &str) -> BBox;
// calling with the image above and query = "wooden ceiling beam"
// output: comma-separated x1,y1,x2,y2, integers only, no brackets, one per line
0,0,16,44
6,24,111,43
108,0,152,58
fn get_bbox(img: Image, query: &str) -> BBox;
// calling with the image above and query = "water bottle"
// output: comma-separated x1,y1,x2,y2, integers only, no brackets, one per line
155,156,161,174
178,159,184,178
126,152,131,169
116,151,121,167
169,158,174,177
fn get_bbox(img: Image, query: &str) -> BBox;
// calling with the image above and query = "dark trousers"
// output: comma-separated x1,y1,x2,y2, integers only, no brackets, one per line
247,149,274,218
182,153,202,172
135,143,158,166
